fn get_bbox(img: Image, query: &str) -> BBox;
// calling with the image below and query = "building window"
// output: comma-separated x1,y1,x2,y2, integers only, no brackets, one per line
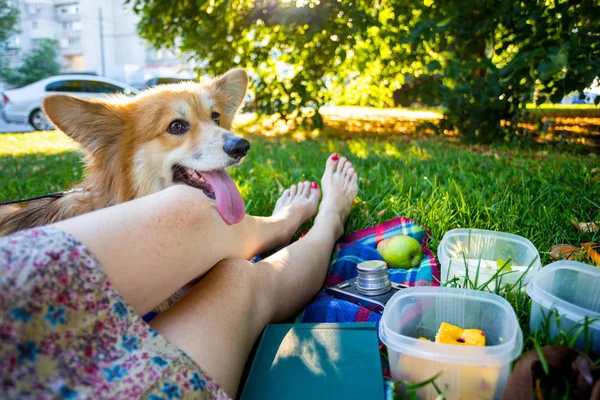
31,38,42,47
32,21,39,29
27,4,41,15
62,21,73,30
58,4,79,15
68,37,81,47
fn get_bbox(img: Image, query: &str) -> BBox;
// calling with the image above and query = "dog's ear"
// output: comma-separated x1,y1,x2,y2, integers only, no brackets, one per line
43,95,126,154
213,68,248,117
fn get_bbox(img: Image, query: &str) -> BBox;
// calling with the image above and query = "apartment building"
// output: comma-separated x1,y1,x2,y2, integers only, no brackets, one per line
8,0,191,85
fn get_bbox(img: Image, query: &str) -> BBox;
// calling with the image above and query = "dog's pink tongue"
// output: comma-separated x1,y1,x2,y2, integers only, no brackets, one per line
201,170,245,225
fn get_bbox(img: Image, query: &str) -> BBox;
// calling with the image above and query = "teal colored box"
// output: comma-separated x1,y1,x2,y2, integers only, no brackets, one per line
240,322,385,400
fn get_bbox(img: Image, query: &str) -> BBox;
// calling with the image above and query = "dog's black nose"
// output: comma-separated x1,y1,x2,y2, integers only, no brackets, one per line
223,137,250,158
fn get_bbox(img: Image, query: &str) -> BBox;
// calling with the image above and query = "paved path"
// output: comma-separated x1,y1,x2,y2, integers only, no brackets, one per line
0,120,35,133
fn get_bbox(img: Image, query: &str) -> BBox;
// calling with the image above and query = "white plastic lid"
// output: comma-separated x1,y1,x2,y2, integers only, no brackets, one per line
438,228,541,272
379,287,523,365
526,260,600,328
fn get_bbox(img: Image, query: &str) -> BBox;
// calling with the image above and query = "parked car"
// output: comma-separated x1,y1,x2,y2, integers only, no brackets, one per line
134,76,190,90
1,75,139,131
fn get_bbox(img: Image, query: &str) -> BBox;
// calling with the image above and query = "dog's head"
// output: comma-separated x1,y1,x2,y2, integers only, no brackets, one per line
42,68,249,224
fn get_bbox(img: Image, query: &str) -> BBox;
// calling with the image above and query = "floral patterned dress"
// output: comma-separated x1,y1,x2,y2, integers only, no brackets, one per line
0,227,230,400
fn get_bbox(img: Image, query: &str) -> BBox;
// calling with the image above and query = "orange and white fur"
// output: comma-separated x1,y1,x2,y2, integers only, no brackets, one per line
0,68,251,237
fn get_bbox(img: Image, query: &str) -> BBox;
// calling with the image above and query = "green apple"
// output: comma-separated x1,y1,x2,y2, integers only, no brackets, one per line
377,235,424,269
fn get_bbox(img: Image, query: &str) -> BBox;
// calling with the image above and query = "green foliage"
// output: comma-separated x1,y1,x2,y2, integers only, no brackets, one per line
128,0,599,140
0,0,20,81
0,0,19,44
381,0,600,142
4,39,61,88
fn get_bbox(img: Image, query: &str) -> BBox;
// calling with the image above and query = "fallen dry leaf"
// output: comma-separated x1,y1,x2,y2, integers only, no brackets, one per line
571,220,599,233
377,208,388,217
582,242,600,266
550,244,585,261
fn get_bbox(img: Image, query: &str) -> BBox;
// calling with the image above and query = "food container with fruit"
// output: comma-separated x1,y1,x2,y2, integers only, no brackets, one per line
437,229,541,289
379,286,523,399
527,260,600,354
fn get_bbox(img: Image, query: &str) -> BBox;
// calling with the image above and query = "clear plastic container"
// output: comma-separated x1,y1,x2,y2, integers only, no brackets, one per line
527,260,600,354
437,229,541,289
379,287,523,400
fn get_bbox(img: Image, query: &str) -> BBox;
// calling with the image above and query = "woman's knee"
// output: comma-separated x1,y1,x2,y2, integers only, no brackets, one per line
157,184,212,225
211,258,259,293
210,258,275,320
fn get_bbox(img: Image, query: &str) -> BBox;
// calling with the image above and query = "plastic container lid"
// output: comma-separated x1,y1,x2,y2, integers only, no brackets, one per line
526,260,600,328
438,228,542,284
379,287,523,365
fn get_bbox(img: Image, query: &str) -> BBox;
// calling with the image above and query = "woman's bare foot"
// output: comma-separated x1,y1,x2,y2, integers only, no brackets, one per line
272,181,321,240
314,153,359,239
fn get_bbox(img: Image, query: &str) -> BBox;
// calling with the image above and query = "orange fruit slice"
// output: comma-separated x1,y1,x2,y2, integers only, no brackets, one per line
435,322,485,346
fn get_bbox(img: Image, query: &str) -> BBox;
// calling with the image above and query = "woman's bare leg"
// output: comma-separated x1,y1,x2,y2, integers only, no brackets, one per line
53,180,320,315
150,155,358,396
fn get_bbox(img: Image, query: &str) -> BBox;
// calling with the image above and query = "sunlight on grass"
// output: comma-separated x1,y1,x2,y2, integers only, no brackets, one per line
383,142,402,158
320,106,443,120
237,106,599,146
348,139,369,158
0,131,78,157
526,103,599,111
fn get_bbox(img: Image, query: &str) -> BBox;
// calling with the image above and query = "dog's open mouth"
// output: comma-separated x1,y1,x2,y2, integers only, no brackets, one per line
173,165,216,199
172,164,246,225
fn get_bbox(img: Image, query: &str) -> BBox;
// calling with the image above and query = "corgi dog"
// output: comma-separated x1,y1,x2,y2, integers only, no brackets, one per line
0,68,250,236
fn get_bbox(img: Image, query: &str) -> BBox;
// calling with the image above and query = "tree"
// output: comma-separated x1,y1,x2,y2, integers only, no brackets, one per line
128,0,600,141
0,0,20,82
0,0,19,44
5,39,61,87
376,0,600,141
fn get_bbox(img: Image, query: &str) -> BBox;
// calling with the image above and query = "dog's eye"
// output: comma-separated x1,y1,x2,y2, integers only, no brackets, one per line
167,119,189,135
211,111,220,126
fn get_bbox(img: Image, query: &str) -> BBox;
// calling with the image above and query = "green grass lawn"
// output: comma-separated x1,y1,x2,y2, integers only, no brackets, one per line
1,129,599,392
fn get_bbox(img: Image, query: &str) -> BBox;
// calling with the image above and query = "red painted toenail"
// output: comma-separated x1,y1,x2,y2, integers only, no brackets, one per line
300,230,308,238
311,181,319,189
331,153,339,161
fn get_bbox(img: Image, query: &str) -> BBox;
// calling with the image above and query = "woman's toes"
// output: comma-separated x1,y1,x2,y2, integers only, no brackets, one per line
311,181,319,190
297,181,306,197
326,153,340,171
303,181,311,197
289,184,297,197
336,157,348,173
282,188,290,198
342,161,352,176
346,167,355,178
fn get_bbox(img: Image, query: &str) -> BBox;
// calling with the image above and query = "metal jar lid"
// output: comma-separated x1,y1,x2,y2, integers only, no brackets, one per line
356,260,392,296
357,260,388,273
